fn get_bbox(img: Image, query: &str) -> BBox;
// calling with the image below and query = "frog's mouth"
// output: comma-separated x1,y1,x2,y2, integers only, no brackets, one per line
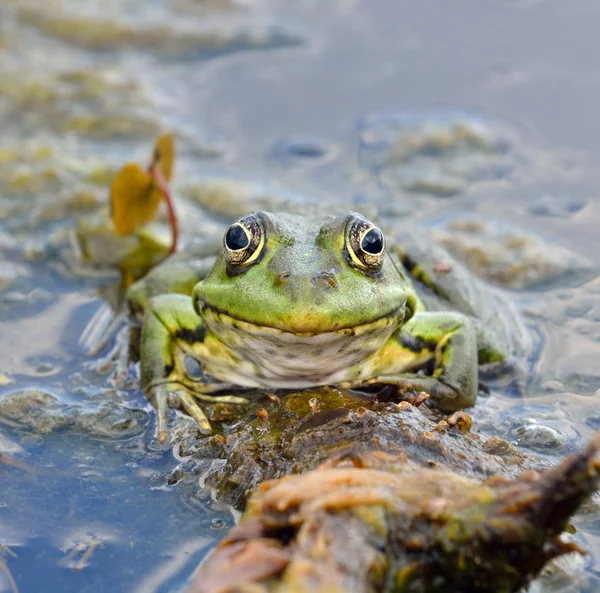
198,302,404,338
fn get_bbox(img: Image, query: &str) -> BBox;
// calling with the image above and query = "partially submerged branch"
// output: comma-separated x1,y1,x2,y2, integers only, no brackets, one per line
170,388,600,592
189,433,598,593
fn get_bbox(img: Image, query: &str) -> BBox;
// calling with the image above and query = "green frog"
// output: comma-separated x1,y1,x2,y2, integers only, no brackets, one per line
126,210,526,442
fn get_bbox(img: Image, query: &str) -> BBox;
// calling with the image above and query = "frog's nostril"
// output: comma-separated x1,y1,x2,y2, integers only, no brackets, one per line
276,272,291,285
311,272,337,289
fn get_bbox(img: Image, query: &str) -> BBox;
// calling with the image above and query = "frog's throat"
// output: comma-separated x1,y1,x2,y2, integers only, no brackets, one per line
197,306,402,389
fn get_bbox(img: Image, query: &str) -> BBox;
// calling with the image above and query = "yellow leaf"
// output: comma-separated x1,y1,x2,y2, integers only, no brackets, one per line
110,163,159,236
152,133,175,182
0,374,14,386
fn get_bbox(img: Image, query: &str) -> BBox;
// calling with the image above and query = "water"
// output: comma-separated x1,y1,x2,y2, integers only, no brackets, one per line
1,1,600,591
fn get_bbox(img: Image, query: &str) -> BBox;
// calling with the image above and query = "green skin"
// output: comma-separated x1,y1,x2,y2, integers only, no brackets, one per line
128,211,507,442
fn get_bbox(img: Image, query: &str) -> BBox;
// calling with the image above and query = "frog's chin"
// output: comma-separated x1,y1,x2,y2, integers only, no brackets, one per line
198,306,402,388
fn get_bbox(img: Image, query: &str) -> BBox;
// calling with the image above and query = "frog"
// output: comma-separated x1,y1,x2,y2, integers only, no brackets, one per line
127,210,530,442
121,209,528,443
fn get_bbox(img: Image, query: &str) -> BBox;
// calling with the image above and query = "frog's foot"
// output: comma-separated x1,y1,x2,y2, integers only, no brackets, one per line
147,382,248,443
344,374,470,411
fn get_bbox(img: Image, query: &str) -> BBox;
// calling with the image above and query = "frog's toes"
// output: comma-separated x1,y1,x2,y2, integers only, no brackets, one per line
181,393,213,434
147,384,171,443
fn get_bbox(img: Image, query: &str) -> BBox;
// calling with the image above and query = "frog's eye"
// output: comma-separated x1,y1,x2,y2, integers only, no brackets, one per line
223,212,266,269
344,215,385,272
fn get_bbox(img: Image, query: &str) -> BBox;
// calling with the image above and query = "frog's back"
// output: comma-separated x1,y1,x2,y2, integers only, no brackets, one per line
389,225,530,363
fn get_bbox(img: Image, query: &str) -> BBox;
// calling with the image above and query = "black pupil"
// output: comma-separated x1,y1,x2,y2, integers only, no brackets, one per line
226,225,249,250
361,228,383,254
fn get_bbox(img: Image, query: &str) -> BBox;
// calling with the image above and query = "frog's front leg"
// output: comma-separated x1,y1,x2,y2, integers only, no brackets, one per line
127,256,216,322
123,254,216,366
351,311,479,411
141,294,247,442
81,253,215,361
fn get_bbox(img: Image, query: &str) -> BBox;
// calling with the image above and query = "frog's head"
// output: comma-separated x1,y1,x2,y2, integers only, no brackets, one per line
193,211,414,335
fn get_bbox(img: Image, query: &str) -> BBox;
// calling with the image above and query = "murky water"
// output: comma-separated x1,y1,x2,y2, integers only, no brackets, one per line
1,1,600,591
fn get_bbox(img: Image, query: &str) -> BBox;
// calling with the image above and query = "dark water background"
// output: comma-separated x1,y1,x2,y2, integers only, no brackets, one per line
2,1,600,591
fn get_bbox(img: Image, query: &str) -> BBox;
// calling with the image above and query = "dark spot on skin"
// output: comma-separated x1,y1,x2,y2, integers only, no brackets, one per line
423,357,437,375
400,254,450,298
175,325,206,344
285,352,297,360
399,334,427,353
399,334,420,352
400,254,420,277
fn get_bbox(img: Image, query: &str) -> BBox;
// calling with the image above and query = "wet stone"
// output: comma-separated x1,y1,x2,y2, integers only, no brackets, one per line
13,3,304,57
513,422,566,451
183,178,288,218
482,436,517,457
540,380,565,393
0,389,61,421
358,111,515,197
0,389,148,439
431,218,595,289
34,361,59,375
586,414,600,431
